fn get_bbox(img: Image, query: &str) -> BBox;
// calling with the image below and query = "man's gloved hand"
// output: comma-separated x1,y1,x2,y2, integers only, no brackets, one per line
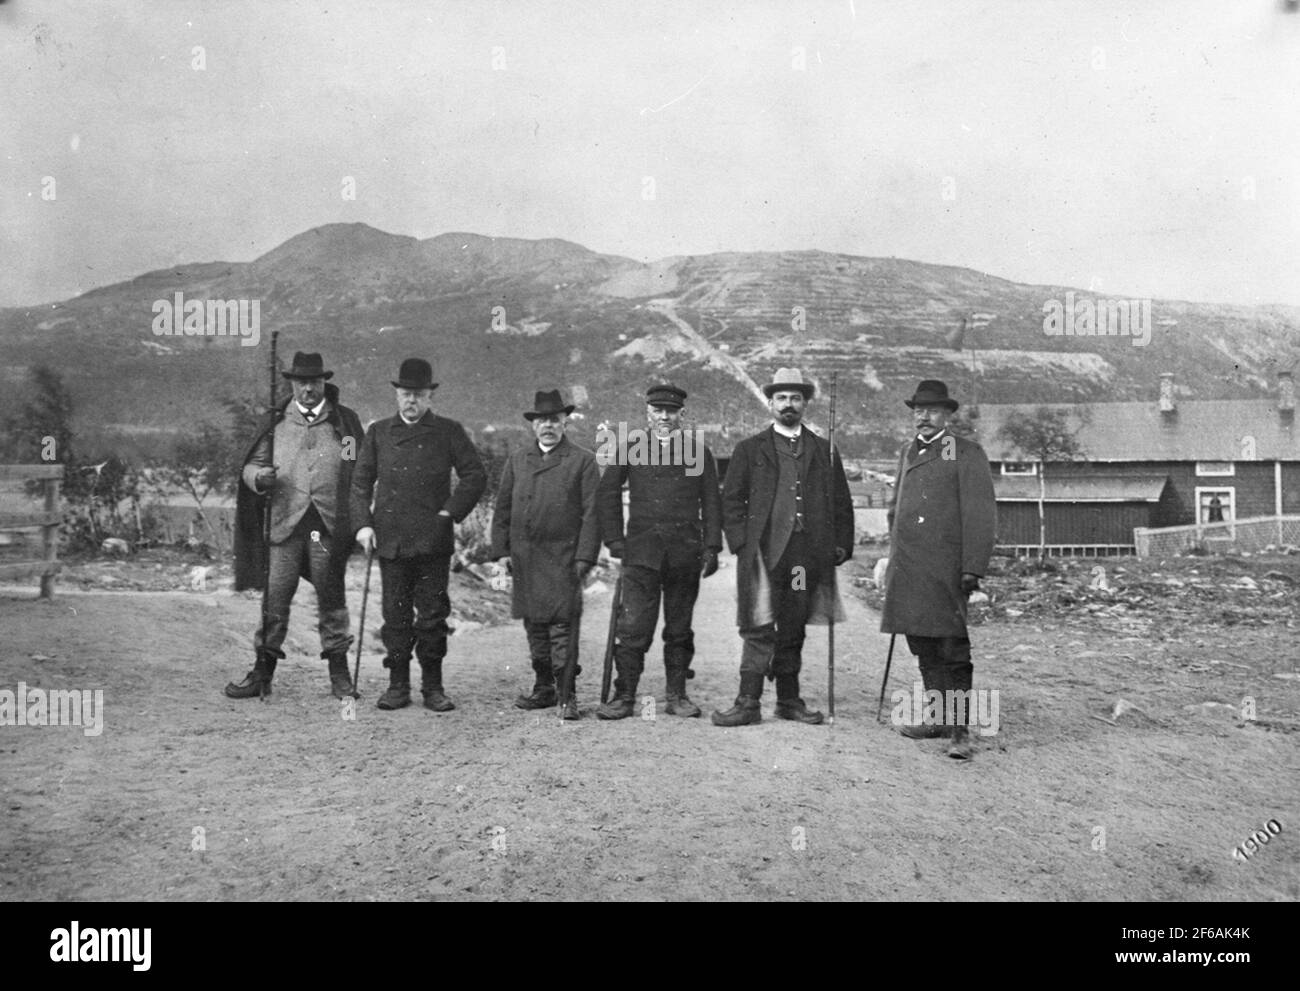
574,561,594,582
254,466,277,491
834,546,849,566
960,573,981,596
701,549,719,578
607,540,625,560
355,526,376,553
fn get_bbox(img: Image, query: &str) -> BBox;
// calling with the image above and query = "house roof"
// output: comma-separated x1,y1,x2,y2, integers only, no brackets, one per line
975,400,1299,462
994,474,1171,503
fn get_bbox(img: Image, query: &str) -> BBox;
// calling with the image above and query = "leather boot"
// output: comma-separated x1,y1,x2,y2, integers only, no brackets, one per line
711,695,761,727
664,668,701,717
897,649,946,739
225,652,277,699
597,693,636,720
775,698,825,725
947,725,974,760
325,651,354,700
420,658,455,712
515,653,557,708
376,657,411,710
561,692,580,721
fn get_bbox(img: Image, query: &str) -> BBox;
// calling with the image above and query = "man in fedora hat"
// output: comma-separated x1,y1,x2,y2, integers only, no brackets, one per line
350,358,487,712
227,352,365,700
713,368,854,727
594,383,723,719
880,379,996,759
491,389,600,720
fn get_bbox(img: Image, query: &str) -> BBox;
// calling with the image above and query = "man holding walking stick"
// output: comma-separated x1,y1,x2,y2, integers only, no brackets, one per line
350,358,487,712
227,351,364,700
713,368,854,727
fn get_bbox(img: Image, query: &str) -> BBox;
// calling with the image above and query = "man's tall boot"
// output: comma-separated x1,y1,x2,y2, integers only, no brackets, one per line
944,640,975,760
325,650,354,700
598,646,640,720
711,673,764,727
516,623,557,709
420,657,455,712
663,667,701,717
774,673,824,725
899,645,946,739
225,650,278,699
376,656,412,710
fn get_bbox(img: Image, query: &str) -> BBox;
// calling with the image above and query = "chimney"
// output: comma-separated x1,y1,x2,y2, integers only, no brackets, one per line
1158,372,1176,415
1280,370,1295,419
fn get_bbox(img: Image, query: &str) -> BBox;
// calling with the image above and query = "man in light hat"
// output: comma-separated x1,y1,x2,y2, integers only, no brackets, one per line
594,383,723,719
880,379,996,759
227,351,365,700
350,358,487,712
491,390,600,720
713,368,854,727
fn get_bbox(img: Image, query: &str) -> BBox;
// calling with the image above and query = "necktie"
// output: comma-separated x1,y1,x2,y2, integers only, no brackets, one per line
302,408,316,422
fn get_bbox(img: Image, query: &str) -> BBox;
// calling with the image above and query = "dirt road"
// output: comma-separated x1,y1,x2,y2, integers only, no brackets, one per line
1,555,1297,901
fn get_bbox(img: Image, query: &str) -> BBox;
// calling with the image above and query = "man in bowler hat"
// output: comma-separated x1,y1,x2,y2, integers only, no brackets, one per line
491,390,600,720
879,379,996,759
350,358,487,712
227,352,365,700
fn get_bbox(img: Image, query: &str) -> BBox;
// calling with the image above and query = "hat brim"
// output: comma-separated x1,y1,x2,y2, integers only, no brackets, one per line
763,383,815,399
283,370,334,380
524,406,575,420
904,398,959,411
647,401,684,410
391,380,439,390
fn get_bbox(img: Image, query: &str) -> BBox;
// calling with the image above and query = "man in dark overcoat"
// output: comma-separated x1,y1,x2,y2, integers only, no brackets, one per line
350,358,487,712
491,390,600,720
713,368,854,727
594,384,723,720
226,351,365,700
880,379,996,759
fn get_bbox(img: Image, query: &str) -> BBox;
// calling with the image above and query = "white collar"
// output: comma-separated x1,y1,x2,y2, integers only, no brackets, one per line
916,428,947,447
538,440,560,454
298,399,326,419
772,422,803,440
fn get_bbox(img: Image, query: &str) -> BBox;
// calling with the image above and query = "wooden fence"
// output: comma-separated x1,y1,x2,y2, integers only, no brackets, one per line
0,464,64,597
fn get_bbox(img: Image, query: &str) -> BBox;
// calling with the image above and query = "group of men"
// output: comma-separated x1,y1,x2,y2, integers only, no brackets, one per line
224,352,996,758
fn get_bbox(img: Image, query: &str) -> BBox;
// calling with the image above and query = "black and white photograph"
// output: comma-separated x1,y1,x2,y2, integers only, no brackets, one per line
1,0,1297,932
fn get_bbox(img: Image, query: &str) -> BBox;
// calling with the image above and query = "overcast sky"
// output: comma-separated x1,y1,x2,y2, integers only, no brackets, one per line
3,0,1298,307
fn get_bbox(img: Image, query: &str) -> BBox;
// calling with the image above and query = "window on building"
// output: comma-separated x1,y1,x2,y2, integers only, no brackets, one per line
1196,488,1234,524
1195,461,1235,476
1001,462,1037,476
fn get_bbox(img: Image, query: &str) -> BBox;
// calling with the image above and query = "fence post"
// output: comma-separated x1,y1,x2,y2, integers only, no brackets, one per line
40,475,60,599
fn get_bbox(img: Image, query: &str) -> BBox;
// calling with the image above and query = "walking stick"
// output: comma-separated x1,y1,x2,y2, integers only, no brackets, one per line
600,567,623,705
257,330,279,699
876,634,897,723
350,546,375,699
827,372,838,725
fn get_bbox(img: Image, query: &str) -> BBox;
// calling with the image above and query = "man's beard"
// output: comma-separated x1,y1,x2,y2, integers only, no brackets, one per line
778,409,801,425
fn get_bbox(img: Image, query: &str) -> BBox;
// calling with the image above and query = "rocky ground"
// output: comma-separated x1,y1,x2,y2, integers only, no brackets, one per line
0,547,1297,901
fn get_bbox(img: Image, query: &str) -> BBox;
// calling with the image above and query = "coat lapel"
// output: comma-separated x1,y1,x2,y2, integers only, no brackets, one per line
531,438,568,475
390,411,437,445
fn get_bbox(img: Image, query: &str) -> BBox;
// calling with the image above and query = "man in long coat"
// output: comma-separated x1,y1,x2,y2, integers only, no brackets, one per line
350,358,487,712
594,383,723,720
880,379,996,759
491,390,600,720
713,368,854,727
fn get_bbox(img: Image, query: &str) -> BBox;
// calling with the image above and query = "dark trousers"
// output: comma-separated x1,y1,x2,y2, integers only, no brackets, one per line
613,554,701,695
738,531,820,699
254,506,351,659
379,553,452,671
524,618,581,688
905,634,974,726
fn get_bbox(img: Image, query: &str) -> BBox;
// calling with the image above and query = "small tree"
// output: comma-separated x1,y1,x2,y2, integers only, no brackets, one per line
996,407,1089,559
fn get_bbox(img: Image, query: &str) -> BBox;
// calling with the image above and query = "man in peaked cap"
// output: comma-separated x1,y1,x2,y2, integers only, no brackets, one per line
491,389,600,720
227,351,365,700
713,367,854,727
880,379,996,759
350,358,488,712
594,383,723,719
